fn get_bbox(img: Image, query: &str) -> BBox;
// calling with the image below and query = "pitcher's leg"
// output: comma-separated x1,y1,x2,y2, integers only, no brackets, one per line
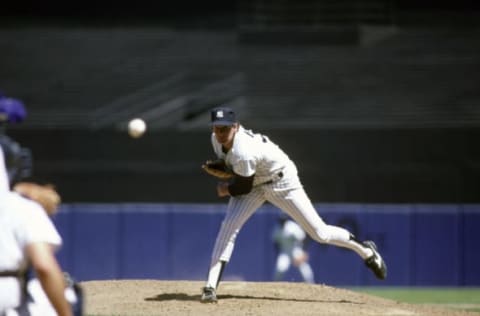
204,191,265,294
269,188,370,256
269,187,387,280
209,193,264,266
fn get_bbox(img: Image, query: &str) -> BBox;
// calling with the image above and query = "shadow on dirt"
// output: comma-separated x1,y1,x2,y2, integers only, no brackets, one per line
145,293,364,304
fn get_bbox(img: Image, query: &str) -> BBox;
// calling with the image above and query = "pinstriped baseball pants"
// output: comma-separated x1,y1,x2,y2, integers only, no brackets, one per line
210,172,370,268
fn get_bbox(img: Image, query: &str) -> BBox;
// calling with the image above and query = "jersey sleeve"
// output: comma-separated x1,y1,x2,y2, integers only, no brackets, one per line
231,158,256,177
16,198,62,251
230,129,257,177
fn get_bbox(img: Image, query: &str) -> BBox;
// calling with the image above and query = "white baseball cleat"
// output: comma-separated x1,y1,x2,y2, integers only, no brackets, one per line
363,241,387,280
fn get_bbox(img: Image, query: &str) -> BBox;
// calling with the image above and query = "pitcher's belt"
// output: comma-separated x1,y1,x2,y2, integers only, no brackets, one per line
261,171,284,185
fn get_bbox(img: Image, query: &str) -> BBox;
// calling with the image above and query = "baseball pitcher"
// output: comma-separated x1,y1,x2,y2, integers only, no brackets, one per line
200,107,387,303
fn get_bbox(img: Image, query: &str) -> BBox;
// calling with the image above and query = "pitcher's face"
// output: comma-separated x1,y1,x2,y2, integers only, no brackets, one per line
213,124,238,149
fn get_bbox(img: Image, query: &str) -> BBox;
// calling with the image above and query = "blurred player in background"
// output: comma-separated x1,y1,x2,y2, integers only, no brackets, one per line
0,95,82,316
272,215,314,284
201,107,387,303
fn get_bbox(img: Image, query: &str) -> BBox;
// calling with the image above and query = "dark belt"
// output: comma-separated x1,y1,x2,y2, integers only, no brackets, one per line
263,171,284,185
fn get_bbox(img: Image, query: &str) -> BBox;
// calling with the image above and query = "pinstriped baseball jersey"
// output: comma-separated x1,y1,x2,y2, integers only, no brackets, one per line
211,126,293,186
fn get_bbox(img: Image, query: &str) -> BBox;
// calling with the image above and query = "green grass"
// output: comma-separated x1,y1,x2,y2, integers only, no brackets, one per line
349,287,480,313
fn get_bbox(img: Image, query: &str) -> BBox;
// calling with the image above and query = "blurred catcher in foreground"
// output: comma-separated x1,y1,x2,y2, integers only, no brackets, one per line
0,94,83,316
13,182,61,216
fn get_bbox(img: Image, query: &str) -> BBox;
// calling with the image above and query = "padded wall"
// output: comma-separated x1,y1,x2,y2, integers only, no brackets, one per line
53,203,480,286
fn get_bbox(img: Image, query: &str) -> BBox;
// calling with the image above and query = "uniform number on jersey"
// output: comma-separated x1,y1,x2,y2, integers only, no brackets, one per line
244,129,268,143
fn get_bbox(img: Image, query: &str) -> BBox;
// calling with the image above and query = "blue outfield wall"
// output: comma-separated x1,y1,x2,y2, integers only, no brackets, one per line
52,203,480,286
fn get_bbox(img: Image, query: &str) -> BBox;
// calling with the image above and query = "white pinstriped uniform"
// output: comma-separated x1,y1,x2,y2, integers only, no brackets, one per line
206,126,373,287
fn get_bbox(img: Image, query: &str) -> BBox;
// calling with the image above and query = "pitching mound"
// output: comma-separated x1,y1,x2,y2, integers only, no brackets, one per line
82,280,472,316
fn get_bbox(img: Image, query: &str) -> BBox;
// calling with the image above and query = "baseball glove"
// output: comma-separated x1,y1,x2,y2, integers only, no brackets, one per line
201,159,234,180
13,182,61,215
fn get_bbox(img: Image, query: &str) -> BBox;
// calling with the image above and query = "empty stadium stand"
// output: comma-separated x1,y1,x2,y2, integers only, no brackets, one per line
1,1,479,202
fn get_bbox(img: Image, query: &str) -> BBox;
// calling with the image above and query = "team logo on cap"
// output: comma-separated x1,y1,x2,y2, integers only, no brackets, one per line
216,110,224,118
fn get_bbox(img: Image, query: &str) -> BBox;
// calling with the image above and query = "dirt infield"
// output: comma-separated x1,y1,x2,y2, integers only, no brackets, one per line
82,280,475,316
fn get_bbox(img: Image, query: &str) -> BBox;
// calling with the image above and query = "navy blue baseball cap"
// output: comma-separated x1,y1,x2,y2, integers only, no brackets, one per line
210,107,237,126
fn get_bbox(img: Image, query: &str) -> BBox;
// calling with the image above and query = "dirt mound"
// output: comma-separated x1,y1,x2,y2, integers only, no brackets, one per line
82,280,473,316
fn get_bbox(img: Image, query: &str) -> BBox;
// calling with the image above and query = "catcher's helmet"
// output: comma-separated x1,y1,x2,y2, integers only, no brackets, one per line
0,135,33,186
0,96,27,124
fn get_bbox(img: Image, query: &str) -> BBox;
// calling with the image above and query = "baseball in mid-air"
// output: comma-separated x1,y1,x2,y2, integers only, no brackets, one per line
128,118,147,138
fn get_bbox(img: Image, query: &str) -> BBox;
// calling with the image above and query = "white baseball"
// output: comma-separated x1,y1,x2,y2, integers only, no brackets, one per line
128,118,147,138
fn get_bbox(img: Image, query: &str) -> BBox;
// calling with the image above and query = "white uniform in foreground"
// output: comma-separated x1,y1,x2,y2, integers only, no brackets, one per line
201,107,387,303
0,148,74,316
